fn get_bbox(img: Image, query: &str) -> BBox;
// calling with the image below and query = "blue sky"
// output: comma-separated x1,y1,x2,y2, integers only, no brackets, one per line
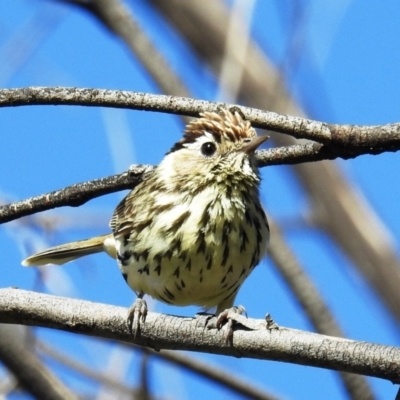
1,1,400,399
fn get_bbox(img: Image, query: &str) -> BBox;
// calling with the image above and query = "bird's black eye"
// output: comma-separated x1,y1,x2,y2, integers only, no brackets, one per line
200,142,217,157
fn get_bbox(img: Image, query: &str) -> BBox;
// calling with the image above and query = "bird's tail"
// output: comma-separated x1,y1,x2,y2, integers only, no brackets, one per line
22,233,115,266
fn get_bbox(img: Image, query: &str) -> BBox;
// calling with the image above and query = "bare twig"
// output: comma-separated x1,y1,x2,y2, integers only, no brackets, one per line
300,160,400,332
138,347,282,400
2,87,400,152
1,87,400,225
37,342,149,398
40,336,282,400
0,325,78,400
149,0,302,115
138,353,150,400
0,137,380,225
60,0,190,98
268,219,375,400
0,288,399,383
0,165,153,224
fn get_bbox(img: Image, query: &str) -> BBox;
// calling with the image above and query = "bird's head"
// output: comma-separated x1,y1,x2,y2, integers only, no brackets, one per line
159,110,268,187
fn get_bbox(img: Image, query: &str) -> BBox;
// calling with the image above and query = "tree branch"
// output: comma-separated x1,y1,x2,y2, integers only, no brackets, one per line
0,150,327,224
0,165,153,224
0,143,395,225
0,325,78,400
2,87,400,154
138,346,281,400
268,219,374,399
61,0,191,99
39,339,281,400
37,342,154,398
1,87,400,224
0,288,399,383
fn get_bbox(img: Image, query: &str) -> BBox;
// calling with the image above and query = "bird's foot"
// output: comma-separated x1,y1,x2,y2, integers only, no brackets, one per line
207,305,246,344
127,298,147,338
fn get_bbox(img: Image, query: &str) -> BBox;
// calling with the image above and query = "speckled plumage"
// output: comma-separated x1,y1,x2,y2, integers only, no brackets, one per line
111,110,269,313
23,110,269,318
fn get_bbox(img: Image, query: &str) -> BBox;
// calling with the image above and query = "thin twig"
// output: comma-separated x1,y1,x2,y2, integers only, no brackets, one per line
0,325,78,400
37,342,148,398
138,347,282,400
40,335,282,400
0,165,153,224
0,140,397,225
2,87,400,152
60,0,191,98
268,219,375,400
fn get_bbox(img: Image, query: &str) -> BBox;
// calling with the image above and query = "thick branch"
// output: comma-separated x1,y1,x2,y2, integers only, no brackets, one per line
0,288,399,383
2,87,400,154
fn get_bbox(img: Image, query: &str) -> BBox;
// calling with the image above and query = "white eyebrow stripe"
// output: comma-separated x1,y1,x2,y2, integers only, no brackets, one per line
204,131,215,140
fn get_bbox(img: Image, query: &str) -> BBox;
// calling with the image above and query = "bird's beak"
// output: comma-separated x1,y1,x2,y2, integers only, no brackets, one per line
241,135,269,154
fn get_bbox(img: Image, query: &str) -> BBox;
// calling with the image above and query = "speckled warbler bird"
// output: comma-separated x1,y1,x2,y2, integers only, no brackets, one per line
22,110,270,336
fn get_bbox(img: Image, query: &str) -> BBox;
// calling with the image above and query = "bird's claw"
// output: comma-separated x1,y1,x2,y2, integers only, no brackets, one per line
208,305,246,344
127,298,147,338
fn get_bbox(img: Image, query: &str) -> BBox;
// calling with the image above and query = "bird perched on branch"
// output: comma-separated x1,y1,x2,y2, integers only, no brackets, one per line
23,109,270,339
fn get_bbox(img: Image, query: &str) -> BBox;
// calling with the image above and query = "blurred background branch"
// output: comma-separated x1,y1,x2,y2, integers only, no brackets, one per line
1,0,400,399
